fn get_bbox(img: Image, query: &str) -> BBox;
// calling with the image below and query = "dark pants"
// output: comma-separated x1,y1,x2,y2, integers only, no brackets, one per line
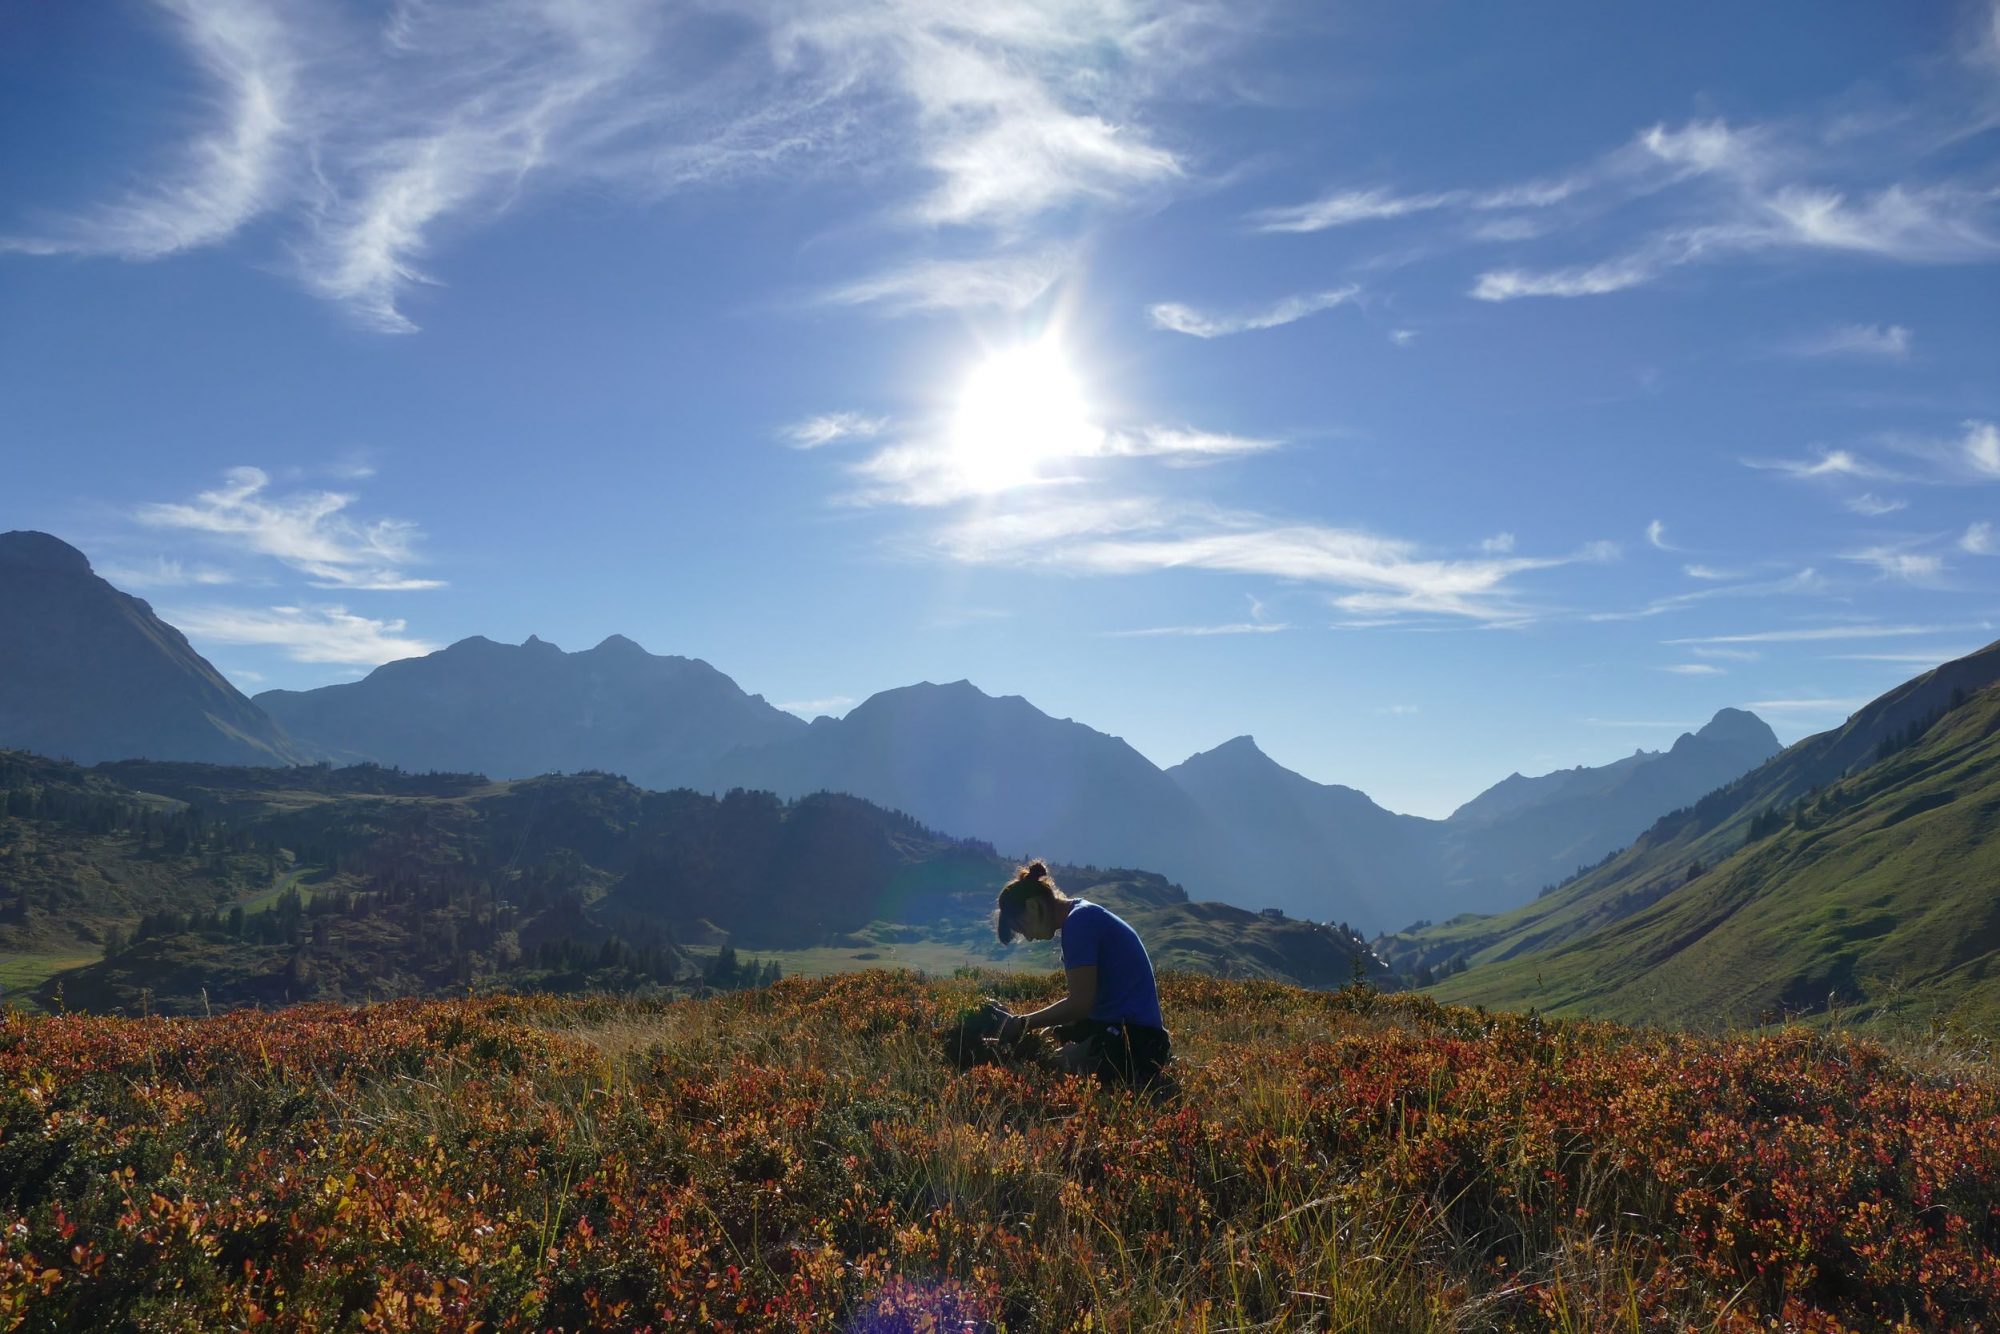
1056,1019,1173,1088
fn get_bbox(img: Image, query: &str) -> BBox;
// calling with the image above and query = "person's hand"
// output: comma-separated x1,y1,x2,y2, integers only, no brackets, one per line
998,1014,1028,1046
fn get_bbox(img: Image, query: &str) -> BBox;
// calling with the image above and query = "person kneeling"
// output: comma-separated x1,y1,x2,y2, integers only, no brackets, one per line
989,861,1172,1088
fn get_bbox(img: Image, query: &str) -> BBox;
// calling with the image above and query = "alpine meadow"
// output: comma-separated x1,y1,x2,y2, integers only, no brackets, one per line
4,2,2000,1330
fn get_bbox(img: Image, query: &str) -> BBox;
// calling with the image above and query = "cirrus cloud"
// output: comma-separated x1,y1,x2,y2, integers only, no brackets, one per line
137,466,444,590
164,603,436,665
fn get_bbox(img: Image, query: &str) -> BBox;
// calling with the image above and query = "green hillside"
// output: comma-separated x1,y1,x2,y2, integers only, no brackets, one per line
0,754,1383,1014
1378,641,2000,1031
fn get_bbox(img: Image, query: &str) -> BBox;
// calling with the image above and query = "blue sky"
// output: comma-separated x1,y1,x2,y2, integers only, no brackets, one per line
5,1,1999,817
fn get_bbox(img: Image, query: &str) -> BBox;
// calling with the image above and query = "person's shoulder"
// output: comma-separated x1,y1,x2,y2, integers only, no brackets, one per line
1066,899,1109,928
1073,900,1139,934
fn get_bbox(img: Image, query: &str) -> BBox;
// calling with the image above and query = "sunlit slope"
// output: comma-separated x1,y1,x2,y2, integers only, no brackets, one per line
1428,659,2000,1028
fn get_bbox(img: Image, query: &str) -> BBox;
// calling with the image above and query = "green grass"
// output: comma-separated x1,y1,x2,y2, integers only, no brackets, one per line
751,917,1054,979
0,952,97,1010
1426,681,2000,1032
760,939,1053,979
233,866,317,914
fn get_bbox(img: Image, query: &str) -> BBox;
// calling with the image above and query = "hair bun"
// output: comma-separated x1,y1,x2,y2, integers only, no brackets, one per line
1023,860,1048,881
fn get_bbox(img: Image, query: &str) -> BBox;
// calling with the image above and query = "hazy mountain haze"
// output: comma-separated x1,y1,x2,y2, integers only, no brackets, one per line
256,632,805,790
0,531,305,768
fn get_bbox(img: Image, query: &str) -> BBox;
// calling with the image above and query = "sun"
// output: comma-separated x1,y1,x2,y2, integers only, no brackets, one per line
946,338,1101,494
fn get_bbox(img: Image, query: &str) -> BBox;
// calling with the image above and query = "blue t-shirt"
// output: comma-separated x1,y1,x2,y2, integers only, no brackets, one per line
1058,900,1163,1029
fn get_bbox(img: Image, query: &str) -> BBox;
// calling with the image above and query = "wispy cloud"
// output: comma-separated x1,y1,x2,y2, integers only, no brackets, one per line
1785,323,1913,360
1964,521,1997,555
823,248,1071,314
1966,421,2000,476
1762,185,2000,260
166,603,436,665
1,0,297,260
1589,567,1826,621
1683,564,1736,580
96,557,237,590
1692,646,1760,661
1645,519,1673,550
1742,447,1893,481
783,412,888,448
1668,623,1971,644
1472,255,1657,302
1845,493,1909,516
10,2,1232,329
1843,544,1945,583
1389,328,1419,347
1468,114,2000,302
1249,177,1578,234
939,501,1601,623
1829,650,1976,663
1742,697,1867,714
1479,533,1517,554
137,466,443,590
1249,188,1462,233
1661,662,1725,676
1875,419,2000,484
1148,286,1357,338
1097,426,1280,462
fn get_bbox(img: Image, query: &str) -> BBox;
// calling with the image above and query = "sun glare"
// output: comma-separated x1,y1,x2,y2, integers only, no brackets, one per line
947,339,1101,494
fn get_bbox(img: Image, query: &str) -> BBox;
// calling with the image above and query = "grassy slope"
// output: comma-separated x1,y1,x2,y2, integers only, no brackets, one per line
761,871,1383,987
1429,677,2000,1030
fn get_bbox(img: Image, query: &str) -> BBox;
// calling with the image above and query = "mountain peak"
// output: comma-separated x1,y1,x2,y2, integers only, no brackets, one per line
1173,735,1290,779
522,634,561,652
0,530,93,576
1697,707,1780,752
590,634,647,655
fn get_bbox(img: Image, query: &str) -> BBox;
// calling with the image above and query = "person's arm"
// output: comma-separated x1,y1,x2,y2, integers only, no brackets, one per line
1003,966,1097,1042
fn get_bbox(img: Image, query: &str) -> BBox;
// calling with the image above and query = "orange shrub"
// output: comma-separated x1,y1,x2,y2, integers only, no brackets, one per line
0,973,1994,1330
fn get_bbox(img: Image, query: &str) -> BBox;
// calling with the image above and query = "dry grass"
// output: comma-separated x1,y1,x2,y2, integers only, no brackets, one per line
1,972,1996,1330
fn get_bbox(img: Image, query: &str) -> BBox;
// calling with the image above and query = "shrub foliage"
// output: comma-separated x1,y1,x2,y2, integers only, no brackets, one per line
1,973,1996,1330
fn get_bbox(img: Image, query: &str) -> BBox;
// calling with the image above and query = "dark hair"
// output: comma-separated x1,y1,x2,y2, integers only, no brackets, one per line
995,860,1067,943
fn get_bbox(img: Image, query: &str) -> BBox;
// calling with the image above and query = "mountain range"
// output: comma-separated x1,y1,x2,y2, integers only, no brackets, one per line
256,631,804,788
0,531,304,768
4,530,1782,931
257,640,1778,929
1385,638,2000,1030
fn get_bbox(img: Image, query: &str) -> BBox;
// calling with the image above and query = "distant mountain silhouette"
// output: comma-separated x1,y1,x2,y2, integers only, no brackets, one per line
257,634,806,789
0,533,1785,935
1434,708,1782,915
0,531,304,767
1158,714,1778,928
710,688,1779,932
707,679,1229,886
1166,736,1442,927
